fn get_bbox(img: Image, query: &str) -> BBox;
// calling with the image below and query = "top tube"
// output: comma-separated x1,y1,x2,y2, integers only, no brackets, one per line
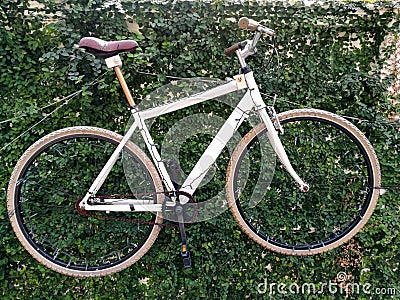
138,75,247,120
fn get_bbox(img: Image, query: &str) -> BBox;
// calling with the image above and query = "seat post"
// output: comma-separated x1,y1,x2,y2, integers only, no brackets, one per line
105,55,136,108
114,66,136,107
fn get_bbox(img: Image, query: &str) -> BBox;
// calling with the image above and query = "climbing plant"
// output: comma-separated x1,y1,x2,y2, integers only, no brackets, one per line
0,0,399,298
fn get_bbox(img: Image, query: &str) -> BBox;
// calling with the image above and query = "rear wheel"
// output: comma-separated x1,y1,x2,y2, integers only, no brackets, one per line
226,109,380,255
7,126,163,277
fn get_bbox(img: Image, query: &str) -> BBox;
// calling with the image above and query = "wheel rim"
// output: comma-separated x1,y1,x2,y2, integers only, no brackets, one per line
232,113,377,252
11,132,159,272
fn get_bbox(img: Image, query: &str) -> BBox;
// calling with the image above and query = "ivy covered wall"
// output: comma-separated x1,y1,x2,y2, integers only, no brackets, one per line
0,0,399,298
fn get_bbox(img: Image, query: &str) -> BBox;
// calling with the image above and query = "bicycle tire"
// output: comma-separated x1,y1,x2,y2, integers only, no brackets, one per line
7,126,163,277
226,109,380,255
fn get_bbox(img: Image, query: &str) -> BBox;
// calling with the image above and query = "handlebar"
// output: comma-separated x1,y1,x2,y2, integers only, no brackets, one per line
238,17,260,31
238,17,275,36
224,17,275,57
223,41,248,56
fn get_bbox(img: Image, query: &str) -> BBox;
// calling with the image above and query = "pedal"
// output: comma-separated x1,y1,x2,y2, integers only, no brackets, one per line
175,204,192,269
181,243,192,269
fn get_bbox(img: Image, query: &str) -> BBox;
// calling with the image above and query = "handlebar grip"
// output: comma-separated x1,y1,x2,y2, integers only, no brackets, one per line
238,17,260,31
224,41,247,56
238,17,276,36
224,43,240,56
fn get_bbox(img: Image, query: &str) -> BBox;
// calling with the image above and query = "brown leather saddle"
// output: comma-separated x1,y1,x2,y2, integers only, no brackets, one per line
78,37,139,58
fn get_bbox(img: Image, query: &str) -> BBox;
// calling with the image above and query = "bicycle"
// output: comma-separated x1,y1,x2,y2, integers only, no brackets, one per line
7,17,381,277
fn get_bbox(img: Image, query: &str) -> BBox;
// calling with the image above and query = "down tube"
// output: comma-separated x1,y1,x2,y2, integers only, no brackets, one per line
179,92,255,198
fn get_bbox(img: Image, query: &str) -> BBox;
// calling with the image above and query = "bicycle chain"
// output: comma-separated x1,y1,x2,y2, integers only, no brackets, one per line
74,190,197,228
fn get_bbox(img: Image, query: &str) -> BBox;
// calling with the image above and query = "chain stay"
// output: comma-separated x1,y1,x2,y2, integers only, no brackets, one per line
74,190,196,228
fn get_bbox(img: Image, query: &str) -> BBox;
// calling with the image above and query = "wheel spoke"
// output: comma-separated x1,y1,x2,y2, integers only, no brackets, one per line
8,127,163,276
228,109,380,255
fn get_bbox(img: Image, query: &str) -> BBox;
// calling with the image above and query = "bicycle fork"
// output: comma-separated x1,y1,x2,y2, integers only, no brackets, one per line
244,72,310,193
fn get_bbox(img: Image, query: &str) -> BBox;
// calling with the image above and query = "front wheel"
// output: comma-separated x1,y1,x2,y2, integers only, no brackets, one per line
7,126,163,277
226,109,381,255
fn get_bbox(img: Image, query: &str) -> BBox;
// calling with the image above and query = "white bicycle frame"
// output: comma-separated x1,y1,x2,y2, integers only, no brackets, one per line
81,60,308,213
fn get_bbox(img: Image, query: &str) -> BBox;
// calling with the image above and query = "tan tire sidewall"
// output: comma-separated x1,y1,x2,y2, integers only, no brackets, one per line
226,109,381,255
7,126,163,277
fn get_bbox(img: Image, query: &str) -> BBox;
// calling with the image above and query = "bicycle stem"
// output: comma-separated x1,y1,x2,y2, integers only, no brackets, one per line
235,31,262,70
